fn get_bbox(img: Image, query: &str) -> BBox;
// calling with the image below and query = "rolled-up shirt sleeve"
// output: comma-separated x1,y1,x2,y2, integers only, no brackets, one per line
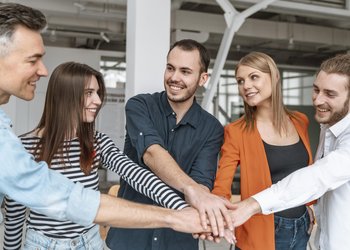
0,123,100,226
125,96,165,162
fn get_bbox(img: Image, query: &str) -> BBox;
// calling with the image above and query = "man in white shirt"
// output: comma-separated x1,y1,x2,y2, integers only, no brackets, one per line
230,53,350,250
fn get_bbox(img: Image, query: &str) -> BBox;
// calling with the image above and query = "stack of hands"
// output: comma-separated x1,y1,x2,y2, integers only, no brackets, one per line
182,185,315,245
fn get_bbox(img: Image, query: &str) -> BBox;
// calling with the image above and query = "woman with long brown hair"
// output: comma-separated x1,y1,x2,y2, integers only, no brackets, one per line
4,62,188,250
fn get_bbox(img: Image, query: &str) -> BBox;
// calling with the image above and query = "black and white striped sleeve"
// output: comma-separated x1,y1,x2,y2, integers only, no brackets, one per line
3,196,27,250
97,132,189,210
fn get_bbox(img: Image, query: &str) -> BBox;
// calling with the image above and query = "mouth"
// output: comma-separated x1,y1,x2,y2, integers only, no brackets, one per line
168,83,185,92
245,92,258,98
316,106,330,113
86,108,98,113
28,81,37,87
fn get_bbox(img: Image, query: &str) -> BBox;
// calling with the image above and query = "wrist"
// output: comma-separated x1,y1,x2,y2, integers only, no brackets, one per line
164,210,178,230
247,197,262,215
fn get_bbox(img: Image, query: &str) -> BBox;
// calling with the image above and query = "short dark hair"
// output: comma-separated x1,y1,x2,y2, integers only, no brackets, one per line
168,39,210,73
0,2,46,55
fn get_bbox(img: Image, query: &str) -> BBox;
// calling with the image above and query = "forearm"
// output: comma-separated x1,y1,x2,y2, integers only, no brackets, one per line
231,197,262,227
94,194,181,229
101,138,187,210
143,144,198,193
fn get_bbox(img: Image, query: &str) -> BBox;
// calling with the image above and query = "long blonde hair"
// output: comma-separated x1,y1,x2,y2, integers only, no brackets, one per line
235,52,292,134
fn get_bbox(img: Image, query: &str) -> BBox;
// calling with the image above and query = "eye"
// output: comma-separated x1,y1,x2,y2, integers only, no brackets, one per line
85,90,93,96
236,79,244,85
326,92,337,98
166,65,174,72
313,87,319,94
251,74,258,80
28,59,38,65
182,70,191,75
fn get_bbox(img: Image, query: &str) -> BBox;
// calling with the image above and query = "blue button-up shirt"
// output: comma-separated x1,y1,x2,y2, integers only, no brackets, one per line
0,108,100,226
106,91,224,250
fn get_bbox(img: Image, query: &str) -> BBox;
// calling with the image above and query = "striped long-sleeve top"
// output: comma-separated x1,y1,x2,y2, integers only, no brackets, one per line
4,131,187,249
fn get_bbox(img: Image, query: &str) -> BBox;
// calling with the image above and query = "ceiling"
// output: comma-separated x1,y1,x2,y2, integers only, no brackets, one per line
6,0,350,69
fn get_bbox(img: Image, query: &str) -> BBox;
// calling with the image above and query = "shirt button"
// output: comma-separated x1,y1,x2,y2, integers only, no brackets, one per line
139,132,143,136
154,237,158,241
172,112,176,116
171,129,174,132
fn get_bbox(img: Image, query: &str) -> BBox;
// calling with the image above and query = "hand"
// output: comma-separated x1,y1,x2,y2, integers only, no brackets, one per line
184,185,235,237
193,228,237,245
169,207,211,234
230,197,261,227
306,206,315,235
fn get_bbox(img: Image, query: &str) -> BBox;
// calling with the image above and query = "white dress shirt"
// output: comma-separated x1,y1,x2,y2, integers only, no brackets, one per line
253,113,350,250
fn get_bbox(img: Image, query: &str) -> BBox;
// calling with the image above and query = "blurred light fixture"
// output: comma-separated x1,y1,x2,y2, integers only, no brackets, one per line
49,29,57,42
73,2,86,10
100,32,110,43
288,37,294,50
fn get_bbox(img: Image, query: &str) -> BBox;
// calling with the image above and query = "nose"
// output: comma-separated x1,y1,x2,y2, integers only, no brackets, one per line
169,70,180,82
313,92,325,106
242,79,252,90
93,93,102,105
37,60,48,77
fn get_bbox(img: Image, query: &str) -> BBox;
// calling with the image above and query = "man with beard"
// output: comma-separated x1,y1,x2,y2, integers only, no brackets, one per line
106,39,235,250
228,53,350,250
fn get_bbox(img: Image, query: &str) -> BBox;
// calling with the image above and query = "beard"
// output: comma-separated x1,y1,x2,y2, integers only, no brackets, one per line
165,76,200,104
315,96,350,125
328,97,349,125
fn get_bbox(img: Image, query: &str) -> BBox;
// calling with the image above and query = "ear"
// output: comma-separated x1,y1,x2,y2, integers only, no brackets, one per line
198,72,208,87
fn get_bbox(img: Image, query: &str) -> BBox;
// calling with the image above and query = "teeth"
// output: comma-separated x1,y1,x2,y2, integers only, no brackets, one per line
246,92,256,97
170,85,182,90
318,108,328,112
87,108,97,113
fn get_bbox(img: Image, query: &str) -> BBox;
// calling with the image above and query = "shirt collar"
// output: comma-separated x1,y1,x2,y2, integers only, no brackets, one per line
326,112,350,137
0,108,12,128
160,91,201,128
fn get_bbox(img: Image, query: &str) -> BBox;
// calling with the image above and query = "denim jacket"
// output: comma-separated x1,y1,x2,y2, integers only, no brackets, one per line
0,108,99,226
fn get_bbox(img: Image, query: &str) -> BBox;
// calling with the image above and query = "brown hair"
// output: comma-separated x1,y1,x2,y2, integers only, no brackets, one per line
318,53,350,92
34,62,106,174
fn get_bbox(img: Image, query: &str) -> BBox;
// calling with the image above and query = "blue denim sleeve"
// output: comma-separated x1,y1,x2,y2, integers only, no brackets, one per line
0,117,100,226
125,96,165,162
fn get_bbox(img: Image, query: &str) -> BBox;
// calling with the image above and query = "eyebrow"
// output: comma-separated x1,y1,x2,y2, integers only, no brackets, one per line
167,63,193,72
27,52,45,59
236,71,259,78
313,83,338,94
248,71,259,76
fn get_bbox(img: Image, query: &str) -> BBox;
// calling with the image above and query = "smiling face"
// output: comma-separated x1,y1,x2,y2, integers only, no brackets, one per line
83,75,102,123
236,65,272,108
312,70,350,126
164,47,208,106
0,25,48,104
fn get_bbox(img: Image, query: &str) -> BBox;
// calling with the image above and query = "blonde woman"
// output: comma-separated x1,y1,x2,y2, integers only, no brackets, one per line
213,52,315,250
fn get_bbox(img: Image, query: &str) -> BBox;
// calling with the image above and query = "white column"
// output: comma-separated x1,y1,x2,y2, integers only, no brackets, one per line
125,0,171,102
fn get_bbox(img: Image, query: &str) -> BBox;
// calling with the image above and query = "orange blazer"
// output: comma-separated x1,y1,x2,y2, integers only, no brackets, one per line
212,111,313,250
